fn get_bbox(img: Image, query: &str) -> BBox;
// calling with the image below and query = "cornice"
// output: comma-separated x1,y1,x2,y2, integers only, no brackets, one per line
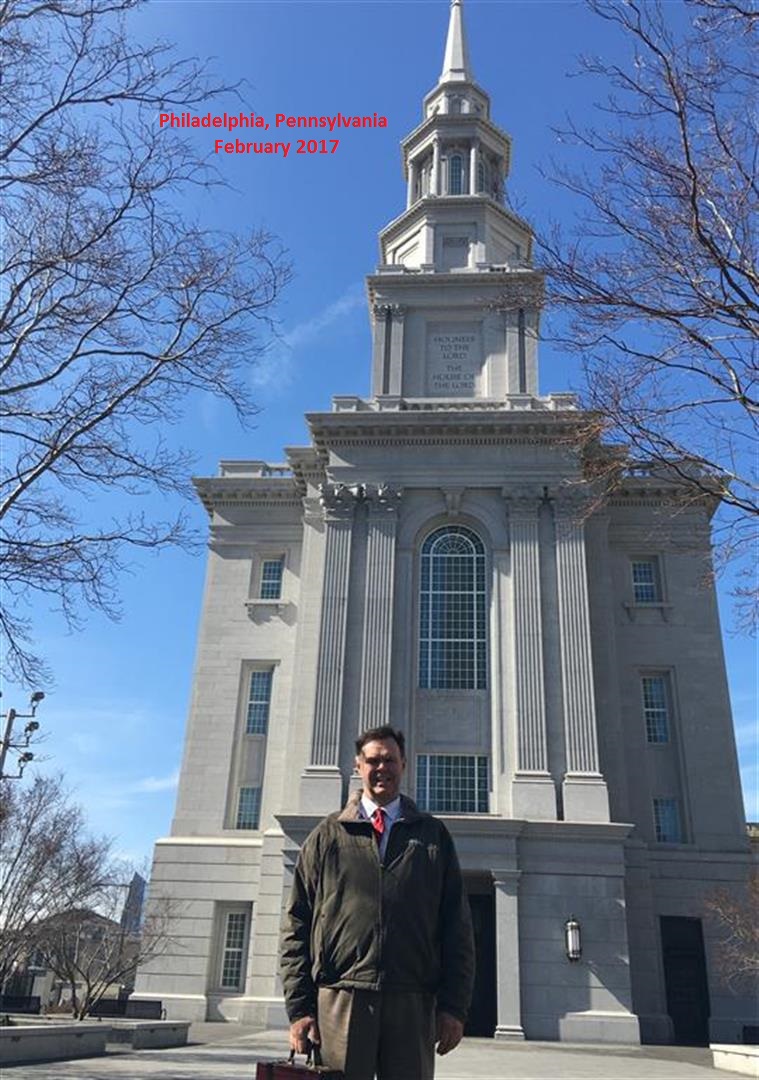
284,445,326,494
276,812,632,847
400,112,512,174
305,408,587,453
367,265,542,295
193,475,301,513
609,483,717,517
377,195,533,254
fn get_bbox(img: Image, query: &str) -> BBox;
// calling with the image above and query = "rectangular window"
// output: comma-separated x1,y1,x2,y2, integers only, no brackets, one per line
416,754,488,813
236,786,261,830
260,557,284,600
653,797,682,843
632,559,661,603
220,911,247,990
642,675,670,743
246,669,273,735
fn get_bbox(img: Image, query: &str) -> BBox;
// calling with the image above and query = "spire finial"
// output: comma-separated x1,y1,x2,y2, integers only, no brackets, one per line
439,0,472,84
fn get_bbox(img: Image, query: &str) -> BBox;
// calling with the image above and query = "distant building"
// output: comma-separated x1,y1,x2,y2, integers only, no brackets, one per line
19,910,135,1011
120,873,147,936
137,0,754,1045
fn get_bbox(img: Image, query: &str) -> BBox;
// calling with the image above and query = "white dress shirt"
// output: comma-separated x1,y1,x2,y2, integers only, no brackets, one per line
360,794,401,860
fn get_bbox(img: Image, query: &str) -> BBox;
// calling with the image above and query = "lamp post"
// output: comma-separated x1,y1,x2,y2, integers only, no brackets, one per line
0,691,44,779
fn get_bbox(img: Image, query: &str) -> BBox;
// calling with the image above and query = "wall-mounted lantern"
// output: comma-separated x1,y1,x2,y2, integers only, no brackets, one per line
565,915,582,962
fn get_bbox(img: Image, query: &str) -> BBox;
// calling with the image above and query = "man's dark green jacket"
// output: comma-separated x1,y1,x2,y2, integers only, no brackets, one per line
280,792,475,1024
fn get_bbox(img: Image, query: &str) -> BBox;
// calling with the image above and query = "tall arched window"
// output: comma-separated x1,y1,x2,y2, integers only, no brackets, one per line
448,154,463,195
419,526,487,690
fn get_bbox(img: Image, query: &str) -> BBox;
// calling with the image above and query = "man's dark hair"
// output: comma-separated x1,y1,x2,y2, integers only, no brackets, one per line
355,726,406,759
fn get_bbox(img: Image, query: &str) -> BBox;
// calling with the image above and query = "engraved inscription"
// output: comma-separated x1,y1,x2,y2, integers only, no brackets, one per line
426,323,481,396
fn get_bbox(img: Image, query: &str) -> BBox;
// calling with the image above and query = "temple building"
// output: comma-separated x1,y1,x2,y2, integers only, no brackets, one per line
137,0,753,1045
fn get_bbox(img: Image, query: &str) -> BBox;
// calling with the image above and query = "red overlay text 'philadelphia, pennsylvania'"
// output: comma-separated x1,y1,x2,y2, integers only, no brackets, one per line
158,111,389,158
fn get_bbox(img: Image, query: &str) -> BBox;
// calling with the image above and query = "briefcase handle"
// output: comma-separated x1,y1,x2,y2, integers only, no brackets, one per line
287,1042,324,1068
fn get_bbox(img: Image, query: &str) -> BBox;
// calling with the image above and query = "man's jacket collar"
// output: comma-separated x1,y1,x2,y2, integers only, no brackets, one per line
337,790,424,824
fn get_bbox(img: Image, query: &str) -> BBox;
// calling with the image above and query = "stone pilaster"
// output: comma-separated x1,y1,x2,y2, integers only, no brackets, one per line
553,491,610,822
506,487,555,820
371,304,391,396
300,482,360,813
387,305,406,396
432,137,441,196
359,485,402,730
493,869,524,1040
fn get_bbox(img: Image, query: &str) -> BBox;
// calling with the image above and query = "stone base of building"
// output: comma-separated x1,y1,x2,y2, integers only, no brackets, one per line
637,1013,674,1044
494,1023,525,1040
710,1017,759,1045
525,1010,640,1044
150,994,207,1024
560,1011,640,1044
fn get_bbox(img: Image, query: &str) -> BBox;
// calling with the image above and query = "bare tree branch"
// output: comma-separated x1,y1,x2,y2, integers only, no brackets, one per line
538,0,758,617
705,869,759,992
0,0,292,685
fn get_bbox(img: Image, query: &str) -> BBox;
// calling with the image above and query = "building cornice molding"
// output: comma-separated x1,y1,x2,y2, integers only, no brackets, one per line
400,113,512,175
155,835,264,848
306,408,587,454
376,196,532,258
285,445,327,494
193,475,301,513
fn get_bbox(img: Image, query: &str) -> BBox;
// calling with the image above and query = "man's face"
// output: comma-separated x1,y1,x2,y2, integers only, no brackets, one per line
355,738,406,806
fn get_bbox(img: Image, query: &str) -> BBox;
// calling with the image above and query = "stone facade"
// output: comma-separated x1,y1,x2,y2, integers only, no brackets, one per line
136,0,754,1045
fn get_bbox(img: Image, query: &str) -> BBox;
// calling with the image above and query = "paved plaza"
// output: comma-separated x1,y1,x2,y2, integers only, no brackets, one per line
5,1026,738,1080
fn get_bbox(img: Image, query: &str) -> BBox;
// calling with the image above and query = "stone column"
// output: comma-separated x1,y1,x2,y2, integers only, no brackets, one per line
506,487,555,819
407,160,417,208
469,141,479,195
493,869,524,1040
553,492,610,822
300,482,360,813
432,138,441,196
359,485,402,730
387,305,406,396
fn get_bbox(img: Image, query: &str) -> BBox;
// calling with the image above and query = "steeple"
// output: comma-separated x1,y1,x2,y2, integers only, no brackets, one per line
366,0,545,403
440,0,472,85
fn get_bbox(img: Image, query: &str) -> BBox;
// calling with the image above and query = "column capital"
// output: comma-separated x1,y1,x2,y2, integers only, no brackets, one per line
548,484,593,518
492,868,521,889
318,482,362,521
373,303,392,320
503,484,544,515
390,304,407,322
365,483,403,514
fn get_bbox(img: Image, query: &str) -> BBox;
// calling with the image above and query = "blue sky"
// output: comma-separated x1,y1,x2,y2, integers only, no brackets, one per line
7,0,756,864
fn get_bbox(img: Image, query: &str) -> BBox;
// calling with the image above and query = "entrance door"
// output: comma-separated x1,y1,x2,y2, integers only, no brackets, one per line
660,916,711,1045
465,892,497,1037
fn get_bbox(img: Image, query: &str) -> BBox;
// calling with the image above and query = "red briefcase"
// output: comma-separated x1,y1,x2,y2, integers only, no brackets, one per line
255,1046,343,1079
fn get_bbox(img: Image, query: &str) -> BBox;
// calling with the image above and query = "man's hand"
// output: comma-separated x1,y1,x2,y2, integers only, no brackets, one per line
435,1011,464,1055
289,1015,320,1054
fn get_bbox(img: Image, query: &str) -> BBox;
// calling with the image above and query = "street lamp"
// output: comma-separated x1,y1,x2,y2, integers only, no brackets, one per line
0,692,45,779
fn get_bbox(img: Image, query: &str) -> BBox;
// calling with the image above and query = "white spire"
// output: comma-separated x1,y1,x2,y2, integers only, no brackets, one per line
439,0,472,84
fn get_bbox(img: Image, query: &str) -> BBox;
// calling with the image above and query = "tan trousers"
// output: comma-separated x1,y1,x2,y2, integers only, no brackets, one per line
317,987,436,1080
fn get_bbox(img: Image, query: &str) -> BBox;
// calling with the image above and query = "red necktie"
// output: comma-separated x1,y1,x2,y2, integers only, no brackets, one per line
371,807,385,845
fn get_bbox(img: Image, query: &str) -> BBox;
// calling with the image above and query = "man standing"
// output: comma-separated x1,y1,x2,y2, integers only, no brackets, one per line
280,725,475,1079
